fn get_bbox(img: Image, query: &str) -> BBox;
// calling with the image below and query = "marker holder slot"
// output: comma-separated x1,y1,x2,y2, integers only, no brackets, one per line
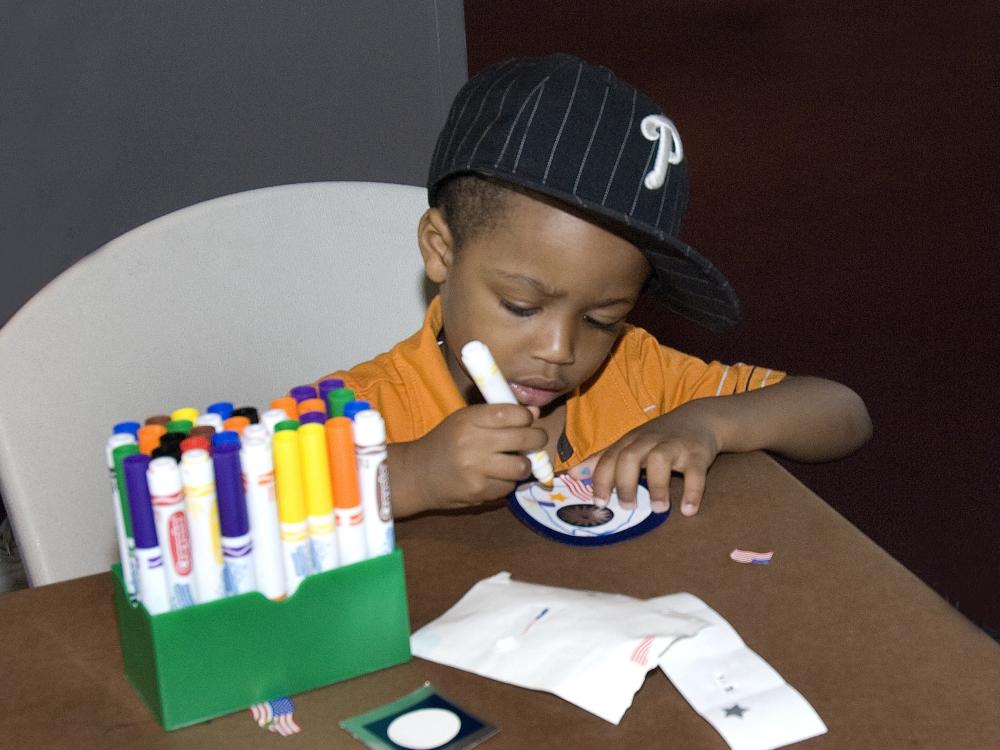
112,548,411,730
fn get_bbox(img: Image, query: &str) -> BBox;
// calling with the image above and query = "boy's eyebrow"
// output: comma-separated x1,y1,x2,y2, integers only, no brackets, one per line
493,270,635,308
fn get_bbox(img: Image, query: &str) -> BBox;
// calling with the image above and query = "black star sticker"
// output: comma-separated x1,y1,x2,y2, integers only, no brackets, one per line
723,704,749,718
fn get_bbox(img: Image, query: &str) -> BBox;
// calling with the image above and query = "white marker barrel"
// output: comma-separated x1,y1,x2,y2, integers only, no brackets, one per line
353,410,395,558
179,449,225,603
146,457,195,608
240,436,287,600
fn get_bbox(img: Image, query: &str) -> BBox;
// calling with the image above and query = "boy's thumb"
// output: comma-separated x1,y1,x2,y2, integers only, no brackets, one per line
526,406,541,419
568,452,602,480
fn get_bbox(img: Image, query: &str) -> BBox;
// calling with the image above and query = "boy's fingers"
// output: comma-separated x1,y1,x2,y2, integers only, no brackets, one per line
680,469,707,516
473,403,536,428
613,449,644,509
644,451,672,514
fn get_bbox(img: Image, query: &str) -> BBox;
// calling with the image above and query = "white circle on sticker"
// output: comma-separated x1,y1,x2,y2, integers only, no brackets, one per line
386,707,461,749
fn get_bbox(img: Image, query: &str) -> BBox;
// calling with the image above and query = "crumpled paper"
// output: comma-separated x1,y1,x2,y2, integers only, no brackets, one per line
410,572,708,724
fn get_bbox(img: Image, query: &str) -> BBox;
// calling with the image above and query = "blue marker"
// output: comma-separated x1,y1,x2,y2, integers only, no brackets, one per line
113,421,141,439
123,454,171,614
213,442,256,595
211,430,241,449
342,400,371,421
206,401,235,422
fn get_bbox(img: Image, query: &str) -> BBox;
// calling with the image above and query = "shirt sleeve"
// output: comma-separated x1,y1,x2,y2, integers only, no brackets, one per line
621,327,786,414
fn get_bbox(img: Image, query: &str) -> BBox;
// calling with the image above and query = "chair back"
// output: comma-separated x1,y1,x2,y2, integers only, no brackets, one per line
0,181,430,585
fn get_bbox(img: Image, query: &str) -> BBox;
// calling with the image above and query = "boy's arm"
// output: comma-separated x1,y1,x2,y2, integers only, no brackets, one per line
585,375,872,515
691,374,872,462
386,403,547,517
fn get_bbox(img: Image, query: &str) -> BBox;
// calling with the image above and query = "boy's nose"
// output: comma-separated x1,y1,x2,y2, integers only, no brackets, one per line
533,318,576,366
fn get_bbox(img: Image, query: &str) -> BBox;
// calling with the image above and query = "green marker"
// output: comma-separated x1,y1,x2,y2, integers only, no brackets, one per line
165,419,193,435
327,387,356,418
274,419,300,433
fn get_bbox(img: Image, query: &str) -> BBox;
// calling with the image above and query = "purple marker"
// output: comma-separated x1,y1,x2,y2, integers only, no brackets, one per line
213,443,256,595
290,384,318,403
123,454,171,614
318,378,345,403
342,400,371,421
299,411,326,425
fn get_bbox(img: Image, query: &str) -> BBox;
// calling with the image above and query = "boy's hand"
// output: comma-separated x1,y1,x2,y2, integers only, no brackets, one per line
389,404,549,514
570,406,722,517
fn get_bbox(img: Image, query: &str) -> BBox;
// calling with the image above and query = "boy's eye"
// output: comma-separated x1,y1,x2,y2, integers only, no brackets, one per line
585,316,620,332
501,299,538,317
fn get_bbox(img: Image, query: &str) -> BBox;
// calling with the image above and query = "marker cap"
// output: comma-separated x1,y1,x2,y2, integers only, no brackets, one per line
189,425,216,442
213,442,249,536
242,423,268,443
206,401,235,421
261,408,289,434
106,432,137,468
326,416,361,509
299,411,326,425
327,388,356,418
144,414,171,427
271,396,299,420
165,419,193,435
223,415,250,434
342,400,372,421
147,455,184,497
180,435,212,454
123,454,156,548
274,419,300,433
211,430,241,449
298,398,327,416
113,421,141,438
231,406,259,423
318,378,345,402
290,384,318,403
171,407,199,424
137,424,167,456
195,412,225,433
352,409,386,448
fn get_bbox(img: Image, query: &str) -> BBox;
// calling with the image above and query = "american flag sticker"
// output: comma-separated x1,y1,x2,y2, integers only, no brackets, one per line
248,696,301,736
730,549,774,564
560,472,595,502
631,636,655,666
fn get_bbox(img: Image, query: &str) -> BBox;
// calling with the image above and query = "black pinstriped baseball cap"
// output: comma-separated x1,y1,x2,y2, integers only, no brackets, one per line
428,53,741,331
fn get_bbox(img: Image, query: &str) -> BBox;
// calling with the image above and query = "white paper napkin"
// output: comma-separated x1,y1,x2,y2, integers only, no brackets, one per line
410,572,708,724
654,593,827,750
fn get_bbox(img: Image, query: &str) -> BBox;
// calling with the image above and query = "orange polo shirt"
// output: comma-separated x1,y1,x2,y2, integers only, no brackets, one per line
323,297,784,473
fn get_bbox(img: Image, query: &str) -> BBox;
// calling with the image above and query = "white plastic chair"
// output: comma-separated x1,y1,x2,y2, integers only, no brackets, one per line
0,182,431,586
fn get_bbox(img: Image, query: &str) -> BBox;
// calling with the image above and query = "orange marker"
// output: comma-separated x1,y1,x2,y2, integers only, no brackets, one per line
137,423,167,455
298,397,327,417
223,415,250,435
271,396,298,420
326,417,367,565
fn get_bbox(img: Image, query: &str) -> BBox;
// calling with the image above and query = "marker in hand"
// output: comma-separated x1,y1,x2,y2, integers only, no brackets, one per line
460,340,555,488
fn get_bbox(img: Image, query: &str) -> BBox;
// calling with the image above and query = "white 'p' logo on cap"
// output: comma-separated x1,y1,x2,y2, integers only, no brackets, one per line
640,114,683,190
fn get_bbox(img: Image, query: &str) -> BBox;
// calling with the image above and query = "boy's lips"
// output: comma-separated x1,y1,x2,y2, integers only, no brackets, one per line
509,380,567,407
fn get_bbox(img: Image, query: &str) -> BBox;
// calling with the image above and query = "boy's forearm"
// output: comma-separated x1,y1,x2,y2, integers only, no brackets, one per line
682,375,872,462
385,441,430,518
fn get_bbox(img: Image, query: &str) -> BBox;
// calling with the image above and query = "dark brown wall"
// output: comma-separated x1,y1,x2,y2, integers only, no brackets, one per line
464,1,999,635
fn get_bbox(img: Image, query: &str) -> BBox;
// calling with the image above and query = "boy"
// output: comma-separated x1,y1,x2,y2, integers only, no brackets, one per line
323,54,871,518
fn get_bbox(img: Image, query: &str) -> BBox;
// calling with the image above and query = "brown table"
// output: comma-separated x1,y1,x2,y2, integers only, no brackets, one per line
4,452,999,748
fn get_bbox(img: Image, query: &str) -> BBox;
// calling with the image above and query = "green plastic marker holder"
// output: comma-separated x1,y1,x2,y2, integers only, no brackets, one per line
113,549,411,730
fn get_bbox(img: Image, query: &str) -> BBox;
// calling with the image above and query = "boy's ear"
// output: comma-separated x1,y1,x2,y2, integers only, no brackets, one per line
418,208,456,285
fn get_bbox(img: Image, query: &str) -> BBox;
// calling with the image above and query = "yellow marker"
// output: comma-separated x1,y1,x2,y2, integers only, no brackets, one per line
171,406,199,424
272,429,313,594
298,423,339,571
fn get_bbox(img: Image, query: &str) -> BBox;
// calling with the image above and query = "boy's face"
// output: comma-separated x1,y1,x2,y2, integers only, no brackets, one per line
421,189,650,410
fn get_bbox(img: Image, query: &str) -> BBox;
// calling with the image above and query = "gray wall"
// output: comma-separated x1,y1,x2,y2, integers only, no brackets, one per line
0,1,468,327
